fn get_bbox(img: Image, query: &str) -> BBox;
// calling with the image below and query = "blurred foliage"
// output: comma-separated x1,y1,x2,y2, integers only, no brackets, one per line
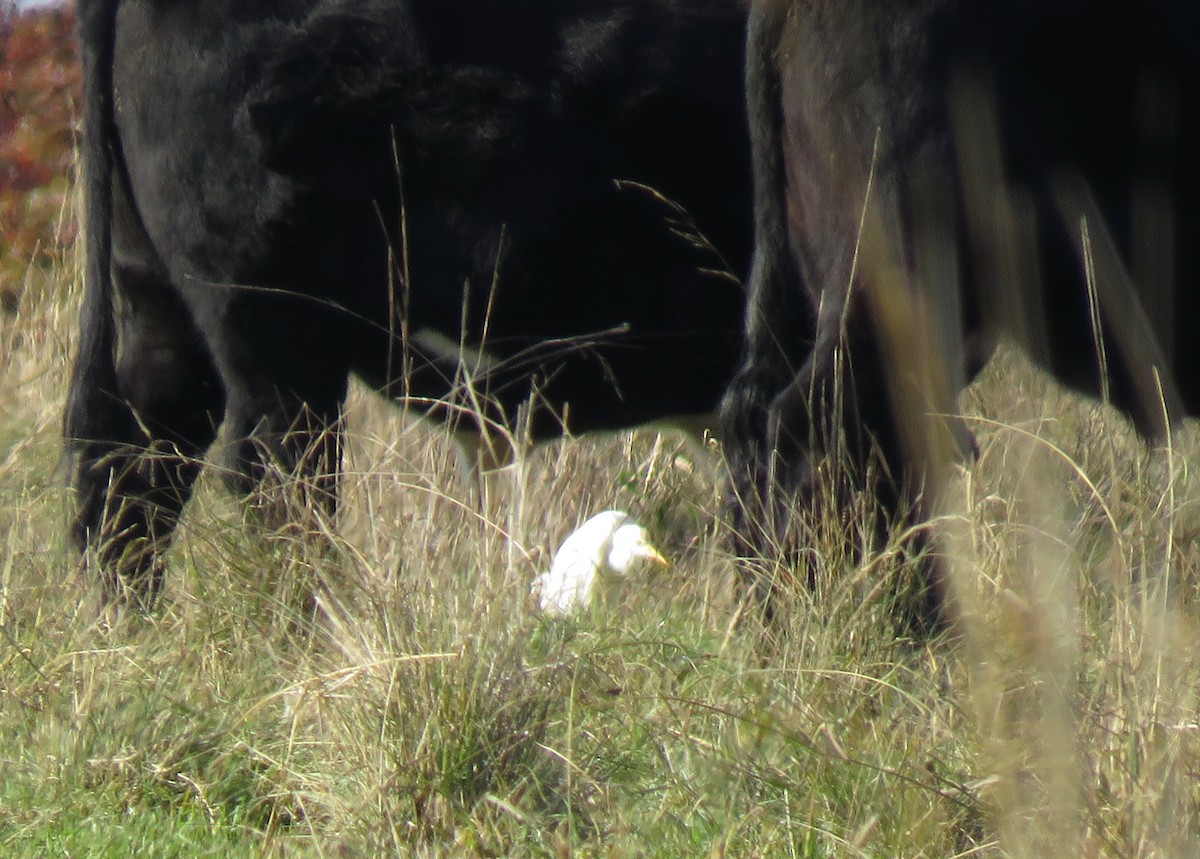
0,3,79,310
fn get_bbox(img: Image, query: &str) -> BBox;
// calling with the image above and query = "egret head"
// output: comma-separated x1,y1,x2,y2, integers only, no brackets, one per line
606,517,668,577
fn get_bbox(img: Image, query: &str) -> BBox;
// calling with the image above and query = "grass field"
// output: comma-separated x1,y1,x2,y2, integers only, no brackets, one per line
2,226,1199,856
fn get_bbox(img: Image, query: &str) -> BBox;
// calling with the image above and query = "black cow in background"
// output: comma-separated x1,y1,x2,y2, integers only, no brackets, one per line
721,0,1200,626
66,0,751,607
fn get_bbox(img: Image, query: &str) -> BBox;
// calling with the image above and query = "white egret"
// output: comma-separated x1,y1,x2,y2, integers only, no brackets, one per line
533,510,667,616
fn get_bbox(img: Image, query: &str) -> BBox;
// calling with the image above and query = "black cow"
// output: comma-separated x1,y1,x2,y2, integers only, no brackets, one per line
721,0,1200,625
65,0,751,607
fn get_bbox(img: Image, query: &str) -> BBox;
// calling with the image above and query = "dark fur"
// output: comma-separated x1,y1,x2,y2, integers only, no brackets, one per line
65,0,752,605
721,0,1200,626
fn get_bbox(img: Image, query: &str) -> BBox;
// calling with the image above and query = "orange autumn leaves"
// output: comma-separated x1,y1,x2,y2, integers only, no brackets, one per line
0,4,79,309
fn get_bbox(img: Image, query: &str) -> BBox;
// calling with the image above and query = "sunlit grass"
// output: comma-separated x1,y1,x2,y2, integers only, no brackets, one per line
1,239,1197,856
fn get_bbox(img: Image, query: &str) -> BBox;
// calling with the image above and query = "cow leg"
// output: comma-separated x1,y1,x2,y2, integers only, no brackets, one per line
721,319,841,614
224,393,344,532
724,256,967,632
197,298,348,531
736,307,951,632
720,0,826,608
67,264,224,610
819,310,959,636
735,309,880,572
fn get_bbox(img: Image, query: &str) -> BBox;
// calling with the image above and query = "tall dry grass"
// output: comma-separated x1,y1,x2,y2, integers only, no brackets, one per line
0,215,1198,856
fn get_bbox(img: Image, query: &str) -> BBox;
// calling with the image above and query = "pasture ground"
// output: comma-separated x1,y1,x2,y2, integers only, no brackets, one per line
1,233,1199,856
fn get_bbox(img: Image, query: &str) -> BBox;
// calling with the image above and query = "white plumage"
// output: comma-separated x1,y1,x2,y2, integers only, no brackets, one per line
533,510,667,616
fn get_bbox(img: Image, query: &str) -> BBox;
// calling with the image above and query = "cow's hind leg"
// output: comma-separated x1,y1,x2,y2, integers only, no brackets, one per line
66,267,224,609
